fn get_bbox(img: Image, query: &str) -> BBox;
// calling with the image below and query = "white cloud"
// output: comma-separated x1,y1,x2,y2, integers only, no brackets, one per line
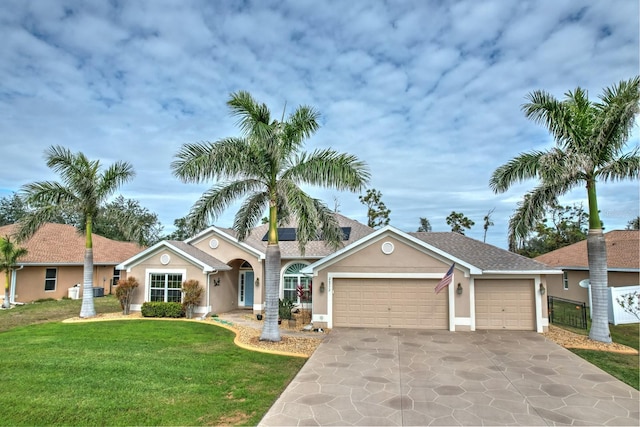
0,0,637,249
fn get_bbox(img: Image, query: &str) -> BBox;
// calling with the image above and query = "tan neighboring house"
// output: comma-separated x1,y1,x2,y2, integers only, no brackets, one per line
535,230,640,306
0,223,144,304
117,214,561,332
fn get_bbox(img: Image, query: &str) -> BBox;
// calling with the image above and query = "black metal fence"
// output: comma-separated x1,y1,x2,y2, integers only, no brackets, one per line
548,296,587,329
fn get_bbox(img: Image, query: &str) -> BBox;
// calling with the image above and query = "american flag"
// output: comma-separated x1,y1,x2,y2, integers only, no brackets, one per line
434,263,455,294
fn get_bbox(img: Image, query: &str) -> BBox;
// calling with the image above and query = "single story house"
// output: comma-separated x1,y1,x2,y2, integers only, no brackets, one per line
535,230,640,306
0,222,144,304
117,214,561,332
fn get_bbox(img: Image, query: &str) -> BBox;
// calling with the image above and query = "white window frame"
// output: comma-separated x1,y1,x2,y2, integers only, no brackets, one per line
145,269,186,303
281,261,311,304
563,271,569,290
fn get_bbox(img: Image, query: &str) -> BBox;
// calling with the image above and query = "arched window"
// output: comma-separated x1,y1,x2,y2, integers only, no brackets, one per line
283,262,311,304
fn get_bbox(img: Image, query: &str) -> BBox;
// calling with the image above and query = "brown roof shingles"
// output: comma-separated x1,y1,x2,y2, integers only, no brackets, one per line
535,230,640,270
0,222,145,265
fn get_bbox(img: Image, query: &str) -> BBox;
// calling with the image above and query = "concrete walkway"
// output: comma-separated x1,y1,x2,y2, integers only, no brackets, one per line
259,328,639,426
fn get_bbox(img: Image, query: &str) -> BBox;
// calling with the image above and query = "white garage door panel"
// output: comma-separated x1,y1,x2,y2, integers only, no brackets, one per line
476,280,534,330
333,278,448,329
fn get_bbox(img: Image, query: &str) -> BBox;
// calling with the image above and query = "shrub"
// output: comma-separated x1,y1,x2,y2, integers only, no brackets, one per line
278,298,295,320
115,277,139,315
181,279,203,319
141,302,185,318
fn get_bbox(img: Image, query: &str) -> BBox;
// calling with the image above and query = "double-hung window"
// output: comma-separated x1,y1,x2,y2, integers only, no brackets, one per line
44,268,57,291
149,273,183,302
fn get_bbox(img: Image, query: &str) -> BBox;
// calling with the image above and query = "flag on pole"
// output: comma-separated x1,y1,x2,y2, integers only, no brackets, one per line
434,263,455,294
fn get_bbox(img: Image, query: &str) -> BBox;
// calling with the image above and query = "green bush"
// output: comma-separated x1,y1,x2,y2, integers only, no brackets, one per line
141,302,185,318
278,298,295,320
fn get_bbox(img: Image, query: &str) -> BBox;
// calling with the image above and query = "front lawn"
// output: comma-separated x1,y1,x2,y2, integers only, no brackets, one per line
0,320,306,426
0,295,122,332
559,322,639,390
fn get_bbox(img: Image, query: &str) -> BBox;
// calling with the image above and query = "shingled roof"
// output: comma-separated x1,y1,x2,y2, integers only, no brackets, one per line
239,213,375,258
0,222,144,265
535,230,640,271
410,231,559,272
165,240,231,271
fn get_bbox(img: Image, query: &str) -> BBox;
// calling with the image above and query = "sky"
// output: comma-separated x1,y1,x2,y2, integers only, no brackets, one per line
1,0,638,249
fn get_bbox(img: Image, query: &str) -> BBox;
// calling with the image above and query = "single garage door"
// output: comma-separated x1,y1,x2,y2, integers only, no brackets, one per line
333,278,448,329
475,279,535,330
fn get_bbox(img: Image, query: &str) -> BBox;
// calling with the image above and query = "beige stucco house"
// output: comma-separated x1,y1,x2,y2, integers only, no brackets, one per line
0,223,143,304
535,230,640,306
117,214,561,332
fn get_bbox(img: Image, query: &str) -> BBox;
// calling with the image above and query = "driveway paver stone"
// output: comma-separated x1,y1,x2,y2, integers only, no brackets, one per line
259,328,639,426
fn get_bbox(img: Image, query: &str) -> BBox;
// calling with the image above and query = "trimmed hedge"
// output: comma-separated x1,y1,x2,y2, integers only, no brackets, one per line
141,302,185,318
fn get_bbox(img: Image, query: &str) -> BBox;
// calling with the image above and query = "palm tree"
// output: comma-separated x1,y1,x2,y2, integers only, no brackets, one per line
0,236,28,308
19,146,135,318
490,77,640,343
172,91,370,342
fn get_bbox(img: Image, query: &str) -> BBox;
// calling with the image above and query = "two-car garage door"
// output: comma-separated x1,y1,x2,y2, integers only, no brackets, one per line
333,278,448,329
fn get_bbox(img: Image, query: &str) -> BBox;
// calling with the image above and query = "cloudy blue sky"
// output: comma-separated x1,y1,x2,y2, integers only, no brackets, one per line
1,0,638,248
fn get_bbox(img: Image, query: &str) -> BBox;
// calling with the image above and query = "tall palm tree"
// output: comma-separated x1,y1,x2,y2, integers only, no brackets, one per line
490,77,639,343
172,91,370,342
19,146,135,318
0,236,28,308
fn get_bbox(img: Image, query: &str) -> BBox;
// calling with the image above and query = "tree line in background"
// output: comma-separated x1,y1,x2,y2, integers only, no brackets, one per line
0,192,164,246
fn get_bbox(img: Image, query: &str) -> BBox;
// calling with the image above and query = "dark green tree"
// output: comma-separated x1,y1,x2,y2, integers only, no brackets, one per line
417,217,432,232
165,216,201,241
359,188,390,228
626,216,640,230
93,195,163,246
490,77,640,343
0,193,29,226
516,204,588,257
171,91,369,342
446,211,475,235
19,146,135,318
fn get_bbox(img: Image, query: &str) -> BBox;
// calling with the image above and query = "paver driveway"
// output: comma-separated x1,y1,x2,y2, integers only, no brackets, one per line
260,328,639,426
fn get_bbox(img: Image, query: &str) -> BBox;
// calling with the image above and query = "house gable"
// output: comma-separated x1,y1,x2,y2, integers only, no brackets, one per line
186,226,265,262
301,226,480,276
116,241,231,273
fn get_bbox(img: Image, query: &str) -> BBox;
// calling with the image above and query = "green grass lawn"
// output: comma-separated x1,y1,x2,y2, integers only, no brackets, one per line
0,295,122,332
0,299,306,426
556,321,639,390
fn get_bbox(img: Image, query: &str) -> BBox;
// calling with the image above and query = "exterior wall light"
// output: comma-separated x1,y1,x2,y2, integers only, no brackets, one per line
320,282,325,293
255,277,260,287
456,283,463,295
539,283,545,295
213,278,221,287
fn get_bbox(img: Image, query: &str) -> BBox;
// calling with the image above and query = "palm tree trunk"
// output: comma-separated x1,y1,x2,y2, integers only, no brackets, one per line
80,219,96,318
587,229,611,343
3,271,10,308
260,244,281,342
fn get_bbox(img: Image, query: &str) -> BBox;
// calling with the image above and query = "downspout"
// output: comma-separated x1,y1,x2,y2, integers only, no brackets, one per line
10,265,25,305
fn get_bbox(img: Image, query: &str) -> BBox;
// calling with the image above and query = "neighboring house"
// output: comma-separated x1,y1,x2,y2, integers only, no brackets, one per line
535,230,640,306
0,223,144,304
118,214,561,332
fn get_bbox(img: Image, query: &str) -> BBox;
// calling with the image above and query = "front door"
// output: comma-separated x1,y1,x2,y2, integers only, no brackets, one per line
239,271,254,307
